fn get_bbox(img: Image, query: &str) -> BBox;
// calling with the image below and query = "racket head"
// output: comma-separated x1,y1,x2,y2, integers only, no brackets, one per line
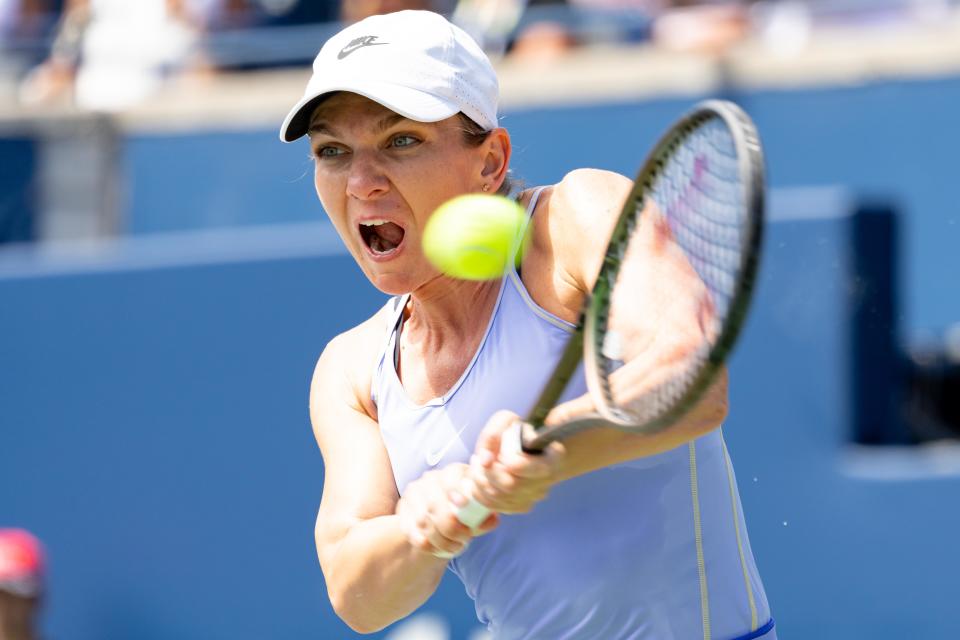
582,100,765,433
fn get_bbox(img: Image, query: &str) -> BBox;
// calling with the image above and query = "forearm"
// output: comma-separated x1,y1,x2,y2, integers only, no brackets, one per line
557,421,718,482
465,370,728,523
321,514,447,633
554,372,728,483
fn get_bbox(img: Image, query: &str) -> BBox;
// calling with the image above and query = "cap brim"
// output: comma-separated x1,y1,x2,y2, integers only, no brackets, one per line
279,80,462,143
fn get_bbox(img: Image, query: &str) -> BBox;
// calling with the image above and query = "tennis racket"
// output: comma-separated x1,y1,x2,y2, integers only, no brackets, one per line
455,99,765,529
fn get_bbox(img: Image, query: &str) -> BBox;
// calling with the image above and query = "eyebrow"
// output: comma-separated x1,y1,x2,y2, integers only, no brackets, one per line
308,113,413,137
307,121,333,136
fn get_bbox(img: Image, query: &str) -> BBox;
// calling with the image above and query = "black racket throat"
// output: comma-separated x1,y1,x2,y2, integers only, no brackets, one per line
525,320,585,426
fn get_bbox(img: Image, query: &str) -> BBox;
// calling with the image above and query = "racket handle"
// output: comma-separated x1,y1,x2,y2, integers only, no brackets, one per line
455,497,491,531
454,422,524,530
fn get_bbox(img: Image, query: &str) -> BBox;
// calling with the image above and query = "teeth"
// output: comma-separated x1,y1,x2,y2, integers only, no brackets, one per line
360,220,389,226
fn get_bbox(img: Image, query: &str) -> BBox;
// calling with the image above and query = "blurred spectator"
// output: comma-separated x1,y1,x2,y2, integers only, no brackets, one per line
0,1,61,82
564,0,754,55
462,0,758,61
0,0,59,41
257,0,338,26
18,0,204,110
185,1,340,70
184,0,262,30
0,0,56,40
454,0,651,60
453,0,646,60
508,17,575,62
189,0,338,31
0,529,44,640
508,0,576,62
453,0,533,56
341,0,452,24
652,1,754,55
567,0,661,11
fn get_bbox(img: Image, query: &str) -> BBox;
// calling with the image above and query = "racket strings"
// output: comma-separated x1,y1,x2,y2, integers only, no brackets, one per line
661,137,743,236
595,114,750,425
653,119,745,321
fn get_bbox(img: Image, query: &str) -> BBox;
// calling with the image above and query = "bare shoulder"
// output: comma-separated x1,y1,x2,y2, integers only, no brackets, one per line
512,170,632,322
310,300,397,434
522,169,633,301
550,168,633,231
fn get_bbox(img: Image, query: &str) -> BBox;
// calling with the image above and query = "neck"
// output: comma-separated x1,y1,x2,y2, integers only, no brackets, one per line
405,275,501,342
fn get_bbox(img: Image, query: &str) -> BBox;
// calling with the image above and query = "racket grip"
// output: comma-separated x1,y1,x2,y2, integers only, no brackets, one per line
455,498,491,530
454,422,524,530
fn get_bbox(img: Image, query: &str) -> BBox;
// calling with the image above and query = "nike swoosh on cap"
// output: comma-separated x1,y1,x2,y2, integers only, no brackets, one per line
337,36,389,60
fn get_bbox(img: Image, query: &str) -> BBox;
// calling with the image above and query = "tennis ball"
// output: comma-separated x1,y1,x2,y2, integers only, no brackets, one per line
422,194,528,280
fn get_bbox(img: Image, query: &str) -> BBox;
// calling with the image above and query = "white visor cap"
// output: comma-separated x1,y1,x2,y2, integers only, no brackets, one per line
279,10,499,143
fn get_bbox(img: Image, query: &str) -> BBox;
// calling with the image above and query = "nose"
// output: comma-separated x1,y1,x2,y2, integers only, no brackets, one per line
346,151,389,200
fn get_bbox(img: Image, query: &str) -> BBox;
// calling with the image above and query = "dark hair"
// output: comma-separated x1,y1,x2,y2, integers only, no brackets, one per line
456,113,521,198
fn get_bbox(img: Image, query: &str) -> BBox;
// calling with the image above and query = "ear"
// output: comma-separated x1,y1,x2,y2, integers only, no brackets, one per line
480,128,512,192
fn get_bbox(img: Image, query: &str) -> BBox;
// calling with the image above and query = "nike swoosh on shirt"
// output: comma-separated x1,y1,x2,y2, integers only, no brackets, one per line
425,424,468,467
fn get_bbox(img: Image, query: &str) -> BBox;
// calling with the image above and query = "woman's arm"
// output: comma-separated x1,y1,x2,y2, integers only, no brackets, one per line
310,325,491,633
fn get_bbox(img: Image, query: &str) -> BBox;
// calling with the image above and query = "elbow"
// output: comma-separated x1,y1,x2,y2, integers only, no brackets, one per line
708,399,728,431
342,618,388,635
676,368,728,441
685,404,726,442
329,589,391,635
696,368,729,433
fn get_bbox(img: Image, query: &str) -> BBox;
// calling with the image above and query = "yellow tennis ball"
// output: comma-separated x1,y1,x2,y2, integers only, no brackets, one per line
423,194,528,280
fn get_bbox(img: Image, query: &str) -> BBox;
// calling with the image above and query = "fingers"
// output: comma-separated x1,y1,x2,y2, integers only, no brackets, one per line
398,466,498,560
467,460,553,513
450,490,500,533
414,507,473,557
474,414,550,473
486,438,560,479
461,411,567,523
401,493,471,557
465,426,565,515
473,410,520,469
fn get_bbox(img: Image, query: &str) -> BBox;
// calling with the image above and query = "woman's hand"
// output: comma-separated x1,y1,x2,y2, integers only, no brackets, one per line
465,411,566,515
396,462,498,559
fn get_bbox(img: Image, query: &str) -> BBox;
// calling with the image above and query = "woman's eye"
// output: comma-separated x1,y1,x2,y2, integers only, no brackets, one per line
391,135,419,148
315,146,344,159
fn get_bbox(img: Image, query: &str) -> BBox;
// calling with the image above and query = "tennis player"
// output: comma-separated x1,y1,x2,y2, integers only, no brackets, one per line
282,10,774,639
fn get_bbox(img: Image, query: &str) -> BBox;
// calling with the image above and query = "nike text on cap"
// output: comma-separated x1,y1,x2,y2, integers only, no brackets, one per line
279,10,500,143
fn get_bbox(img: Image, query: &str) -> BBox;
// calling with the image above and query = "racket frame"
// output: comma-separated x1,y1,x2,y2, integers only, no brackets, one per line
524,100,765,451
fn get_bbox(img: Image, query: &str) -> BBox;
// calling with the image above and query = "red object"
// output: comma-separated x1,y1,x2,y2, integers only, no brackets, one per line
0,529,44,585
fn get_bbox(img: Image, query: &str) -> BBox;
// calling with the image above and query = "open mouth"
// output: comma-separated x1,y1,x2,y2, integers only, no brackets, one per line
359,220,405,256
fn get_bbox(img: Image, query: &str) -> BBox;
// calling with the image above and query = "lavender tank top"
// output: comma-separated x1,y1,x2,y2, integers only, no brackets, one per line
372,188,775,640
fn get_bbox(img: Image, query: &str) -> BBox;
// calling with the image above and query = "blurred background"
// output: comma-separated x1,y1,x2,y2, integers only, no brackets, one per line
2,0,960,638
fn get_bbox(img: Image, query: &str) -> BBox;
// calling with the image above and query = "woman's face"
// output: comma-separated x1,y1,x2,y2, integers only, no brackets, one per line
308,92,503,294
